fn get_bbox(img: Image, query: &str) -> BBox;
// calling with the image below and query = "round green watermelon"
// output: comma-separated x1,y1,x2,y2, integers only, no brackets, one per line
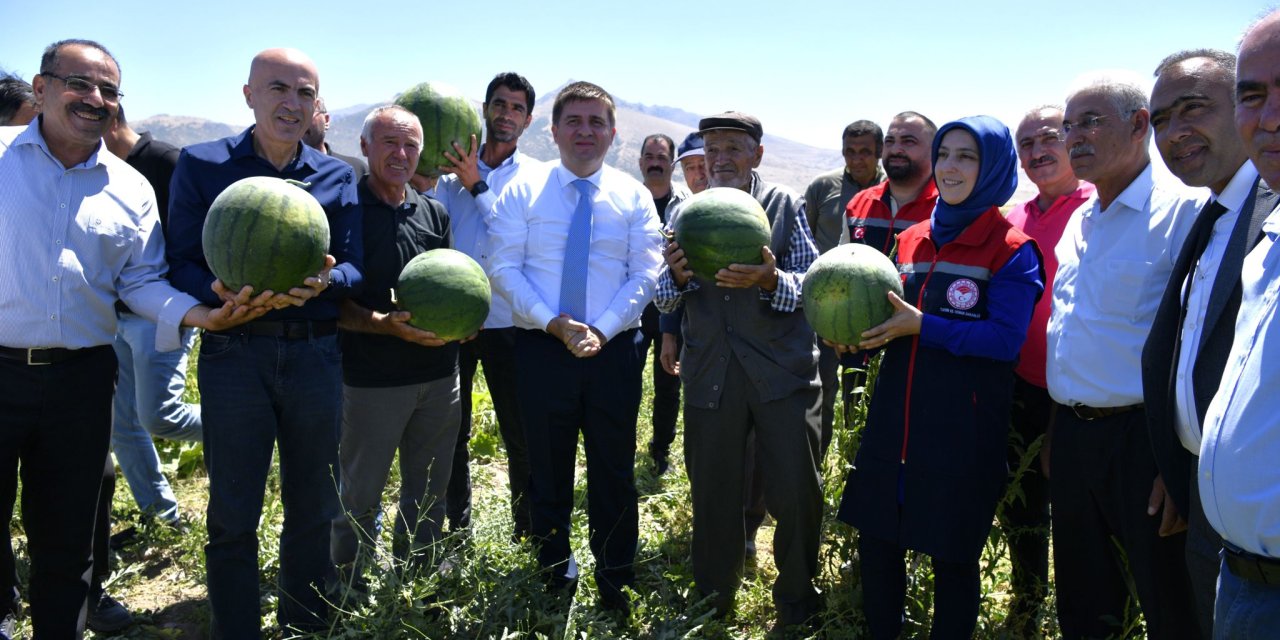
394,82,483,179
202,176,330,294
802,243,904,345
672,187,771,280
394,249,491,341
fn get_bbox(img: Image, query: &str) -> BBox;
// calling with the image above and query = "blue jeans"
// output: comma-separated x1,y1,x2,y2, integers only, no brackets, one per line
1215,553,1280,639
198,331,342,638
110,311,202,521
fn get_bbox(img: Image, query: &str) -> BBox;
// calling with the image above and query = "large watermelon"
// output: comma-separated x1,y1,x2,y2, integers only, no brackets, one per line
202,176,330,294
802,243,904,345
394,82,483,179
394,249,491,341
672,187,771,280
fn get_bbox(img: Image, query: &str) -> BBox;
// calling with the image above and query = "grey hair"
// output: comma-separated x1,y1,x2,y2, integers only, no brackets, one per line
360,105,420,142
1066,71,1150,115
1153,49,1237,80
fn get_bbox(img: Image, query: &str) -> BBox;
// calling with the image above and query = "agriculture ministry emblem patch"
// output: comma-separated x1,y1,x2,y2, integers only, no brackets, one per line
946,278,980,310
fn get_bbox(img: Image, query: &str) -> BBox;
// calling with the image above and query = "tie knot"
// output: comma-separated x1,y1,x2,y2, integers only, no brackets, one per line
574,179,592,196
1204,199,1229,221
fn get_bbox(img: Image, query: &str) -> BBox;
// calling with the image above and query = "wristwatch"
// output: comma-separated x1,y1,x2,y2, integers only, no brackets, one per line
470,180,489,198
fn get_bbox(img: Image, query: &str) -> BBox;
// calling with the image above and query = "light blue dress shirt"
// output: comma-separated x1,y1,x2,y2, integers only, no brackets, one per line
1200,203,1280,557
489,162,663,341
0,123,197,351
429,148,539,329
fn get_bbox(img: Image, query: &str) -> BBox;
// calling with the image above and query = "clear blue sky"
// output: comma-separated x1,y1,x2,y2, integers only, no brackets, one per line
1,0,1265,149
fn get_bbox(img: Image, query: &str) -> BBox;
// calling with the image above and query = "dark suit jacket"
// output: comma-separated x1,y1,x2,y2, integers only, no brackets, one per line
1142,173,1276,515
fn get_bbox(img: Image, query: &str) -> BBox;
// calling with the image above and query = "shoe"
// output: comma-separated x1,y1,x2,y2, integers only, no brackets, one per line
0,612,15,640
86,592,133,633
108,526,138,550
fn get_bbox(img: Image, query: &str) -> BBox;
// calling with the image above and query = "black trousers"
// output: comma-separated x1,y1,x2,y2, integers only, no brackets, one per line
0,346,116,638
859,533,981,639
999,377,1052,609
515,329,643,605
1050,405,1201,639
637,328,681,459
447,327,531,538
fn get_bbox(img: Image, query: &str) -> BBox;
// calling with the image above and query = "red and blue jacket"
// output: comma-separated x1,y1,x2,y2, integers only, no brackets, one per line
845,180,939,257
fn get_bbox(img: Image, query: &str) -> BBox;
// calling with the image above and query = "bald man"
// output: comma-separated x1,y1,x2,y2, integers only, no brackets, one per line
166,48,364,637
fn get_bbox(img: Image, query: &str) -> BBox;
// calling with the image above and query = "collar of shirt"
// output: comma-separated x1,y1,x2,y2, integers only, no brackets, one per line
228,125,323,173
1084,163,1154,221
15,117,107,171
554,162,603,192
1215,160,1259,213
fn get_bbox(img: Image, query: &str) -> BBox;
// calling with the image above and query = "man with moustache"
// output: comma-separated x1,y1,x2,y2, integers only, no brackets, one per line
331,106,458,581
1046,73,1204,639
1002,104,1094,634
167,48,363,636
1197,12,1280,634
636,133,688,474
489,81,663,613
432,71,539,539
303,96,367,177
1142,49,1268,638
0,39,263,638
845,111,939,256
656,111,823,628
804,119,886,456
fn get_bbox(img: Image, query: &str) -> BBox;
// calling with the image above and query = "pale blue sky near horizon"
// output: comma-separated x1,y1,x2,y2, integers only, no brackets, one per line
1,0,1267,149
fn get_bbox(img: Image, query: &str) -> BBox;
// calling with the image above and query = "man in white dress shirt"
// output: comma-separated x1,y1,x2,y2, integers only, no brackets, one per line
1045,72,1205,639
488,80,663,614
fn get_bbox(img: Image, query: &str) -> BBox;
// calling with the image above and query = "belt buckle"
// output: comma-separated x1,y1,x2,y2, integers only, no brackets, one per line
27,349,51,366
1071,404,1095,421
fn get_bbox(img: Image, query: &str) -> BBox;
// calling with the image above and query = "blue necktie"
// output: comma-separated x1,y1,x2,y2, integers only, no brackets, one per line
559,179,593,320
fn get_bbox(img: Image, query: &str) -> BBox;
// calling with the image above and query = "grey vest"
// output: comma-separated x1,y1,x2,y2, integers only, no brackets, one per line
678,173,820,408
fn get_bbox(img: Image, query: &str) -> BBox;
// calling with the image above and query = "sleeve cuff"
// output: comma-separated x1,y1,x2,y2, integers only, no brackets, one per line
594,310,624,342
157,296,200,352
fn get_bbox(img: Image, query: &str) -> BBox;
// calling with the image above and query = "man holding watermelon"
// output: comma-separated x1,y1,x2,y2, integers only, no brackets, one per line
432,71,539,542
489,81,663,614
0,39,268,638
655,111,823,629
166,47,364,637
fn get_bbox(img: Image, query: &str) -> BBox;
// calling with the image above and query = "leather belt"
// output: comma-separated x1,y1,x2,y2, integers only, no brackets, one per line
215,319,338,340
0,345,101,366
1071,403,1143,421
1224,545,1280,585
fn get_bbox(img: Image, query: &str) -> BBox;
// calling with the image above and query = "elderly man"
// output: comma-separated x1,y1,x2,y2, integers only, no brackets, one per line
303,96,367,176
1142,48,1268,638
167,48,363,637
0,39,261,639
433,72,539,539
636,133,689,474
1197,11,1280,637
804,119,886,456
656,111,823,628
1045,73,1204,639
844,112,938,255
489,81,662,613
1001,104,1094,634
331,105,458,582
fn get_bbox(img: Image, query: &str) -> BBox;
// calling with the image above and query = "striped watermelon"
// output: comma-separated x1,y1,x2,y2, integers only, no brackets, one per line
802,243,903,345
394,82,483,179
672,187,771,280
394,249,491,341
201,176,330,294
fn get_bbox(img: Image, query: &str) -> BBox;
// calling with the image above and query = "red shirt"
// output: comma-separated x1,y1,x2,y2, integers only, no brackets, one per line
1004,182,1095,387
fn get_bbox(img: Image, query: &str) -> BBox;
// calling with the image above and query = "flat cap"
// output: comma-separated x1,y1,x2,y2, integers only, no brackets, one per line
698,111,762,143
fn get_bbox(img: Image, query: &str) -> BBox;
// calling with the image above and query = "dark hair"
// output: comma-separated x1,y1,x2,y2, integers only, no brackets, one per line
0,72,35,126
114,104,128,126
40,38,120,76
485,72,536,114
1153,48,1237,79
894,111,937,137
842,119,884,154
641,133,675,156
552,81,615,127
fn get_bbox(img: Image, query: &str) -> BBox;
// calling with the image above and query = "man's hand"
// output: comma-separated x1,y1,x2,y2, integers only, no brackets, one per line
660,332,680,376
440,134,481,191
821,338,859,356
664,240,693,288
211,281,275,308
856,291,923,351
183,285,270,331
381,310,447,347
546,314,602,358
271,255,338,309
716,246,778,291
1148,474,1188,536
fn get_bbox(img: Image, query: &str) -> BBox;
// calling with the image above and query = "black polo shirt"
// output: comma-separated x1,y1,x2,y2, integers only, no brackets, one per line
341,176,457,387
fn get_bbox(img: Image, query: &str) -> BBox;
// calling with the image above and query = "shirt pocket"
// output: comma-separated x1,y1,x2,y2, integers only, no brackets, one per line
1094,259,1154,322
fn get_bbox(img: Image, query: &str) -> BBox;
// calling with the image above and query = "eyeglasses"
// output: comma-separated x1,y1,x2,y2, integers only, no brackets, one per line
1061,110,1135,134
41,72,123,102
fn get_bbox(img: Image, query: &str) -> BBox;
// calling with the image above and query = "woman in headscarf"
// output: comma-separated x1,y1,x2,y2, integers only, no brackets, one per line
833,115,1044,638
